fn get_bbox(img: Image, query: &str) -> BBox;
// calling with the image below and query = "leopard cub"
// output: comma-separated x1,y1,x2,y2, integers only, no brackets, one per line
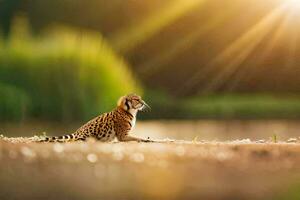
39,94,152,142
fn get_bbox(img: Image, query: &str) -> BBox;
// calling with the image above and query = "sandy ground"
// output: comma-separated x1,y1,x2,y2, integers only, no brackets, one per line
1,120,300,199
1,137,300,200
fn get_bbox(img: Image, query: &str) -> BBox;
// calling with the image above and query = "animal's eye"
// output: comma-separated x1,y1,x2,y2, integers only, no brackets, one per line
133,99,140,104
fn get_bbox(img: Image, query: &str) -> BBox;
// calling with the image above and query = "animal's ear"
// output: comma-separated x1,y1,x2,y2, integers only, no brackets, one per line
117,96,126,107
118,96,130,110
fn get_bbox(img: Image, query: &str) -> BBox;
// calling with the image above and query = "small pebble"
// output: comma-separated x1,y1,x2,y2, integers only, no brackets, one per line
87,153,98,163
287,138,297,143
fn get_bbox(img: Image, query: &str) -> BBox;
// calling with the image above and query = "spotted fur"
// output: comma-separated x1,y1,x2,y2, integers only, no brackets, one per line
39,94,152,143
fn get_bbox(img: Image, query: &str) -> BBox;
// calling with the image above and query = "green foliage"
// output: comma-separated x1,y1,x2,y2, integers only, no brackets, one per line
183,94,300,119
272,134,278,143
143,90,300,119
0,83,29,121
0,19,141,122
274,181,300,200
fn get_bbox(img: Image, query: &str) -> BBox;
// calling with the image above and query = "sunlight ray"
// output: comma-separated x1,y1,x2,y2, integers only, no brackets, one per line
229,4,300,90
255,15,289,59
181,2,289,94
228,18,288,91
110,0,206,53
283,13,300,70
139,6,237,77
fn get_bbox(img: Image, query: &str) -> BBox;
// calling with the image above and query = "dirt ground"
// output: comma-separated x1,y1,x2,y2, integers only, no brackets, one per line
1,137,300,200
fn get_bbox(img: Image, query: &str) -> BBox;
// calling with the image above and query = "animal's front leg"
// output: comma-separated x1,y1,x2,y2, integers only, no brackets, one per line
118,135,153,142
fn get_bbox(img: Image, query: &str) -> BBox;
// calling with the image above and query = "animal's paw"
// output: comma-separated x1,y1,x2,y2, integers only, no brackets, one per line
140,137,154,143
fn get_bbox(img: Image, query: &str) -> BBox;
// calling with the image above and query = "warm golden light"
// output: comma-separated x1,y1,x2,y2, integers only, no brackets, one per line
286,0,300,7
179,0,300,93
284,0,300,15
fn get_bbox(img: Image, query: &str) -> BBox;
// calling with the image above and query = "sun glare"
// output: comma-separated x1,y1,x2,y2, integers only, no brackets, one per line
286,0,300,6
282,0,300,24
285,0,300,12
180,0,300,93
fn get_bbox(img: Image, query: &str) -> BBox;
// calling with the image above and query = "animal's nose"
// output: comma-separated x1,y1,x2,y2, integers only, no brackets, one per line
141,100,151,111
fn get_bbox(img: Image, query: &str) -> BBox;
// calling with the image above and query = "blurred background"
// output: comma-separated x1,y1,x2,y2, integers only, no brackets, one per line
1,0,300,140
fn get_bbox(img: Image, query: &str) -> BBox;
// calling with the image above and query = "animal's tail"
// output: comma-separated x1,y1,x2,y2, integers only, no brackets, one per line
38,133,78,143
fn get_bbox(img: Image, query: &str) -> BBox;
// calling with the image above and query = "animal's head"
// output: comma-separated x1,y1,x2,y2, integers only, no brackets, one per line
117,94,150,114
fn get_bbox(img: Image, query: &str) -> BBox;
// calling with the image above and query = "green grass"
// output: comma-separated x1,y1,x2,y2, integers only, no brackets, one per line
143,91,300,119
274,181,300,200
0,18,141,122
184,94,300,119
0,82,29,121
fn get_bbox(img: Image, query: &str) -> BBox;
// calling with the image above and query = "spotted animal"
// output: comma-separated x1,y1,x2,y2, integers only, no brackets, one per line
39,94,152,142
